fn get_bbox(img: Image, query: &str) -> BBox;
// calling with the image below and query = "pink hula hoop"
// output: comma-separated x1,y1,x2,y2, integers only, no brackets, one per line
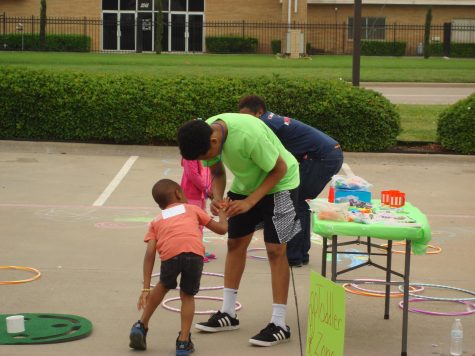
162,296,242,315
150,271,224,290
399,298,475,316
247,247,267,260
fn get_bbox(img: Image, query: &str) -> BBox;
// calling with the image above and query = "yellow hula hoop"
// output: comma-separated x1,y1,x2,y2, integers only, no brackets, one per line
0,266,41,285
379,242,442,255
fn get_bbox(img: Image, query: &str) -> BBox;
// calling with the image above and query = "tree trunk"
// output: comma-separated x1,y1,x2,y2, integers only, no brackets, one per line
39,0,47,50
423,6,432,59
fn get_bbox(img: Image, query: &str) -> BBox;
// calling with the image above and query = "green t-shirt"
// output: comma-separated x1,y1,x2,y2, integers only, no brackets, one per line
205,113,299,195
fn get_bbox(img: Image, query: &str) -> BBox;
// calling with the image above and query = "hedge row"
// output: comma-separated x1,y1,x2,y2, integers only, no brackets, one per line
437,93,475,154
429,42,475,58
0,34,91,52
206,36,258,53
361,41,407,56
0,68,400,151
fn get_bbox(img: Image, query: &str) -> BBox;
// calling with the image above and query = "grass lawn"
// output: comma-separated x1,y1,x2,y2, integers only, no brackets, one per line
1,52,475,82
396,104,448,142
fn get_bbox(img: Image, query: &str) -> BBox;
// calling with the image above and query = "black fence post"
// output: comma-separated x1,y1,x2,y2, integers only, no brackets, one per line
443,22,451,57
136,18,143,53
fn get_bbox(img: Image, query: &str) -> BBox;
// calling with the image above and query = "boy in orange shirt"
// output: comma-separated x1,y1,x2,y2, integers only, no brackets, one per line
129,179,227,355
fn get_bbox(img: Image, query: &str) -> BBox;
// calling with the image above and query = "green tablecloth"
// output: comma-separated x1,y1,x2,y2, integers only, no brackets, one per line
311,200,431,255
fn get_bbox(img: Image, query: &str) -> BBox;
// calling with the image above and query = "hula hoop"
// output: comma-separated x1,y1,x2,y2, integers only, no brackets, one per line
0,266,41,285
161,296,242,315
379,242,442,255
343,282,421,298
150,271,224,291
349,278,424,296
247,247,267,260
399,298,475,316
398,283,475,301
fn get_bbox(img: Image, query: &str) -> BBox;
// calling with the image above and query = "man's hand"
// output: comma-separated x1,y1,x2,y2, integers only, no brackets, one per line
210,199,228,216
225,199,253,217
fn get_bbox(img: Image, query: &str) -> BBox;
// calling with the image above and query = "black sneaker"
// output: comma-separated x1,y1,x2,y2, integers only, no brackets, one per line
129,320,148,350
249,323,291,347
194,311,239,332
176,332,195,356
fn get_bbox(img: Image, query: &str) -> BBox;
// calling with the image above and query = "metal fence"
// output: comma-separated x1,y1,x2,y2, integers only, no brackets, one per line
1,13,474,56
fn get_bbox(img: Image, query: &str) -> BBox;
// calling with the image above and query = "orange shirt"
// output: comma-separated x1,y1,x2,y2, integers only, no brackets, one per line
144,203,212,261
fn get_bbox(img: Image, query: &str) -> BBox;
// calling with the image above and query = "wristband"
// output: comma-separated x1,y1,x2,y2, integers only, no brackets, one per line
142,288,151,292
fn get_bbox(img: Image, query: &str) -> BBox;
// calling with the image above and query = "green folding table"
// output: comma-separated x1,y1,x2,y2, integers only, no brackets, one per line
312,200,431,356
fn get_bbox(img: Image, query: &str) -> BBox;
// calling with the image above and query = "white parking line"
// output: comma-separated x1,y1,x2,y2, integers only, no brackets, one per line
342,163,355,177
92,156,139,207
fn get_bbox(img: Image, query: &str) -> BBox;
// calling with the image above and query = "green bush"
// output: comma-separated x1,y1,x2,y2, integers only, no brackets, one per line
271,39,281,54
437,93,475,154
0,33,91,52
0,68,400,151
206,36,258,53
361,41,406,56
429,42,475,58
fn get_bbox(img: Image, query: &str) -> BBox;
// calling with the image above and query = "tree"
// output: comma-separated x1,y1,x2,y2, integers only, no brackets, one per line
154,0,163,54
423,6,432,59
39,0,47,50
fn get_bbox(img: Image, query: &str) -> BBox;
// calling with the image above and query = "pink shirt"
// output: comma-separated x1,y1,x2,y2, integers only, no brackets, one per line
144,203,212,261
180,159,211,200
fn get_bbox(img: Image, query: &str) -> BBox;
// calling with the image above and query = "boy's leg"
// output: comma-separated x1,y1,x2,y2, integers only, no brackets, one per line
179,290,195,341
265,242,290,305
141,282,169,328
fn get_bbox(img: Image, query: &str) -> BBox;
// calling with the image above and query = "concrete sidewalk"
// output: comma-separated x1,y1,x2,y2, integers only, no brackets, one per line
1,141,474,356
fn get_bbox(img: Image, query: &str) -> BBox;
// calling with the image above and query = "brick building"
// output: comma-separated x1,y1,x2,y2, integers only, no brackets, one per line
1,0,474,53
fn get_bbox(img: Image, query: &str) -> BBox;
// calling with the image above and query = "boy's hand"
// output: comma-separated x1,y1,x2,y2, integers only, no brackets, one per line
137,290,150,310
210,199,228,216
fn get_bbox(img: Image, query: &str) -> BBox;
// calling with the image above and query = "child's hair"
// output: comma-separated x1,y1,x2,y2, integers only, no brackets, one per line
177,120,212,160
152,179,182,209
238,95,267,114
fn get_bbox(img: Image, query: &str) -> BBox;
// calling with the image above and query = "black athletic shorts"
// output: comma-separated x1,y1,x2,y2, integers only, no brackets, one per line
159,252,203,296
227,189,301,244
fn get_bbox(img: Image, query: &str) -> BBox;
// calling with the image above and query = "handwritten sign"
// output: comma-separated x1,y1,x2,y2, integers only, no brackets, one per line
306,271,345,356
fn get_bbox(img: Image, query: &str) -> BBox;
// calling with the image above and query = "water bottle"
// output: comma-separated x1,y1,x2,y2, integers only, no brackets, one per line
450,318,463,356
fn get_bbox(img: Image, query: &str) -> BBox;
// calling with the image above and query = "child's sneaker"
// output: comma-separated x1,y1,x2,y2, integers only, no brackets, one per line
194,311,239,332
129,320,148,350
176,332,195,356
249,323,291,347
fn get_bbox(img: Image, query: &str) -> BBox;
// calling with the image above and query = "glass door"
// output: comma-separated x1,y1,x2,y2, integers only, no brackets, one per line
103,13,118,50
120,13,136,50
138,12,153,51
171,14,186,51
188,14,203,52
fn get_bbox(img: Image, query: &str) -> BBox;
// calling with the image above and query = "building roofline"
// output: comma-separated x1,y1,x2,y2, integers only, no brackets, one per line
308,0,475,5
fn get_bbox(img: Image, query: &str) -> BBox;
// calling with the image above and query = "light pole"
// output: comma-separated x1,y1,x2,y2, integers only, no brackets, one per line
16,23,24,51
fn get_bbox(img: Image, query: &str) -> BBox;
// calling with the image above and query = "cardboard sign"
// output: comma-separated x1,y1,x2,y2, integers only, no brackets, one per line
306,271,346,356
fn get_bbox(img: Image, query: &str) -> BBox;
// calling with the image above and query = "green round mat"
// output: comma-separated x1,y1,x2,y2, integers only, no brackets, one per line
0,313,93,344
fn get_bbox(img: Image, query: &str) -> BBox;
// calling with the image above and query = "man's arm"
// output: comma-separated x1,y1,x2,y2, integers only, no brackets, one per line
209,161,227,215
225,155,287,217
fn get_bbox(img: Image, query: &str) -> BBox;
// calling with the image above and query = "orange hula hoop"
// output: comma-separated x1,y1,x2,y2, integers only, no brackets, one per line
0,266,42,285
343,283,420,298
379,242,442,255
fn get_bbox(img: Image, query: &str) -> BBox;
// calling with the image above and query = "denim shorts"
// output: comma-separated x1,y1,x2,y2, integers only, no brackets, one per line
160,252,203,296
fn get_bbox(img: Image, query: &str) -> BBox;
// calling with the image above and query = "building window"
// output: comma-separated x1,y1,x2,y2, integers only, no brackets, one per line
348,17,386,40
189,0,204,12
120,0,136,10
171,0,186,11
102,0,118,10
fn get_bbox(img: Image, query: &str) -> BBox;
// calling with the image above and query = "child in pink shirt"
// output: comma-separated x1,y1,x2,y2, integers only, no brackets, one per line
180,158,211,210
181,158,216,262
129,179,227,355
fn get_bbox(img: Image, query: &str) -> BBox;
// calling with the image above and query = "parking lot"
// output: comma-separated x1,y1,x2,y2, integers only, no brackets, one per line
1,140,474,356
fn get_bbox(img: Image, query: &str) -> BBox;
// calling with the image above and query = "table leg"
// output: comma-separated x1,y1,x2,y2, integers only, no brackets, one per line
331,235,337,282
384,240,393,319
401,240,411,356
321,237,328,277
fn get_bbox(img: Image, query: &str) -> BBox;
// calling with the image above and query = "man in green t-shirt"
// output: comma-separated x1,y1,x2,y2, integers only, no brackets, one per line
178,113,301,347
